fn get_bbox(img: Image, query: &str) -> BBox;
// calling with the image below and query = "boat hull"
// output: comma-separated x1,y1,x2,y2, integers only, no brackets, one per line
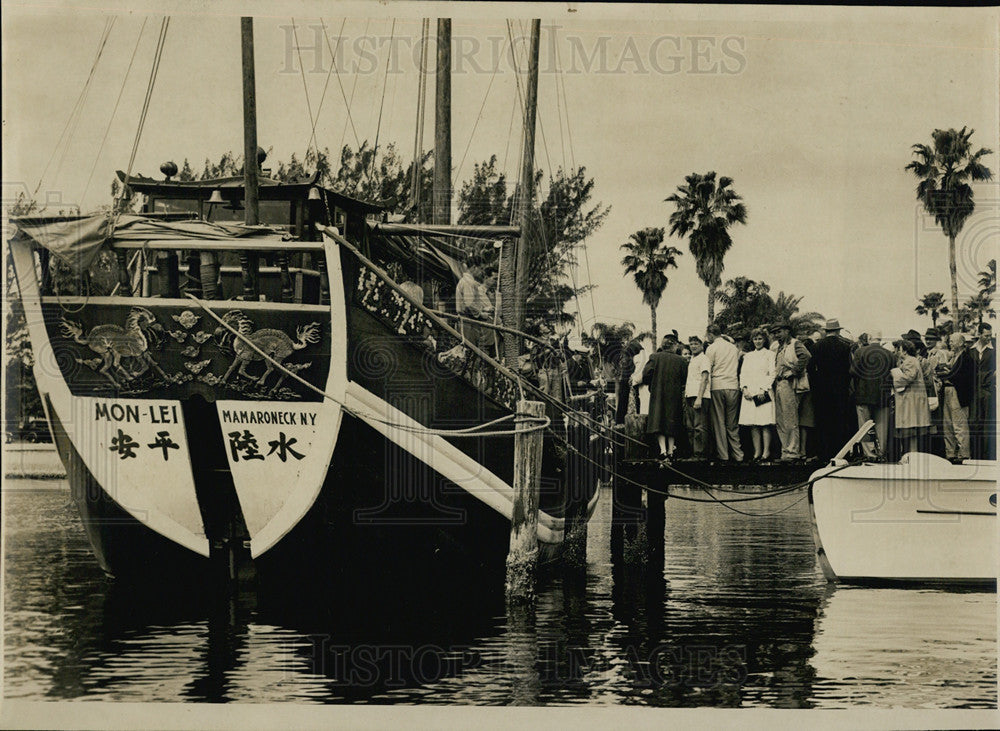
9,225,601,590
808,454,997,586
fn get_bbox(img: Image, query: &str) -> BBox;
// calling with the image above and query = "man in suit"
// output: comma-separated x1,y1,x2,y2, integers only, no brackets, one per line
809,318,856,460
969,322,996,460
850,329,894,460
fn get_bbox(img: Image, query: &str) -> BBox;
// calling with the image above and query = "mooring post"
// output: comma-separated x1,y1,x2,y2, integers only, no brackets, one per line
506,400,545,603
612,415,647,566
645,478,665,578
560,418,590,582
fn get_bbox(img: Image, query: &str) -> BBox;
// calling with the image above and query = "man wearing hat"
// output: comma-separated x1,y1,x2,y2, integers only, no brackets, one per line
771,321,811,461
809,318,856,460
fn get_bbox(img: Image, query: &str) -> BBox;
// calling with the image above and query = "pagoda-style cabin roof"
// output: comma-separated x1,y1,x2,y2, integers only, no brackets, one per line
116,170,384,215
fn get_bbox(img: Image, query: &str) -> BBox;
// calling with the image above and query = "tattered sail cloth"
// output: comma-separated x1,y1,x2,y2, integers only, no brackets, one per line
10,214,286,270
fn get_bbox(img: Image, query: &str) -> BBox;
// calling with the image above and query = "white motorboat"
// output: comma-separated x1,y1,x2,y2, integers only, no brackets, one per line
808,452,997,586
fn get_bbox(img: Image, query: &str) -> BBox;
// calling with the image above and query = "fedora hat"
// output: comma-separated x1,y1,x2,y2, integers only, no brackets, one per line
768,321,790,333
824,318,841,331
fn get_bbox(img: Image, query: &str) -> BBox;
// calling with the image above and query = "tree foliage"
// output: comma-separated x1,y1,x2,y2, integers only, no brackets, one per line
712,276,823,340
905,127,993,317
915,291,950,329
665,171,748,323
457,160,609,336
620,227,682,344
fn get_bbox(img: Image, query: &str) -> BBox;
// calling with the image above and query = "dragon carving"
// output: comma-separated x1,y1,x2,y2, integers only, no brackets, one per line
216,311,320,392
61,307,166,388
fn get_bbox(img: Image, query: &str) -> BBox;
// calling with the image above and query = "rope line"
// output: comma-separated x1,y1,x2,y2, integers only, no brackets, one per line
291,19,319,159
331,18,367,158
452,32,506,189
117,16,170,217
184,293,549,438
368,18,396,187
33,17,116,203
81,18,148,207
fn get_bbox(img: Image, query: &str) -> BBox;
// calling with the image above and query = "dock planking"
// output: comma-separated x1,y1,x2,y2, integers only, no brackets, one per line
620,458,826,488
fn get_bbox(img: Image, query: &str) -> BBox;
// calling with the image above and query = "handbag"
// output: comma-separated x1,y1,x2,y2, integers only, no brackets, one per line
793,371,810,394
752,391,772,406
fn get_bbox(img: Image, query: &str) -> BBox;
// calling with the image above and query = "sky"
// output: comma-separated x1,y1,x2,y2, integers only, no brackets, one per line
3,2,998,343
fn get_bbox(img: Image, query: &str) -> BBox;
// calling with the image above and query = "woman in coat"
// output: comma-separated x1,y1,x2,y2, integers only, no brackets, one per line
642,339,688,460
891,338,932,454
739,329,776,461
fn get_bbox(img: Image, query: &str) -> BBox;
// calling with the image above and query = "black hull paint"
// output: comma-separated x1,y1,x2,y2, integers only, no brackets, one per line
54,397,576,590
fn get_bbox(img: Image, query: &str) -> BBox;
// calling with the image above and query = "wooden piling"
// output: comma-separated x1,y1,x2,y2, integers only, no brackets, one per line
560,419,590,579
645,480,665,578
611,422,646,567
506,400,545,603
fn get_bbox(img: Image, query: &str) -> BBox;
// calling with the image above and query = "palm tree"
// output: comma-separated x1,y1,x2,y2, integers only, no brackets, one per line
620,227,682,344
978,259,996,297
915,291,950,329
581,321,651,380
714,276,772,334
965,292,995,326
905,127,993,317
665,171,748,322
769,291,824,339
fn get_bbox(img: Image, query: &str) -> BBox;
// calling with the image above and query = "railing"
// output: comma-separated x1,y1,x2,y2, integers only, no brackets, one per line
354,264,520,409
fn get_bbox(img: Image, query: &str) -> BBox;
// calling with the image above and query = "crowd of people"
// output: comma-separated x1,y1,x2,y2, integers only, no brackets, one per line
618,319,996,465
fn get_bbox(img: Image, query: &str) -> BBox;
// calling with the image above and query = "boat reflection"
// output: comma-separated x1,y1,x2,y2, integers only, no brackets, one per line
810,586,997,708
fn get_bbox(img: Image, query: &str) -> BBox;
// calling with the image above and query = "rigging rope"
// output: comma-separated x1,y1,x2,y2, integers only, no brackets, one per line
291,19,319,160
33,16,116,203
410,18,430,212
302,18,348,162
452,32,506,189
331,18,367,161
368,18,396,187
81,18,148,208
184,292,549,438
116,16,170,219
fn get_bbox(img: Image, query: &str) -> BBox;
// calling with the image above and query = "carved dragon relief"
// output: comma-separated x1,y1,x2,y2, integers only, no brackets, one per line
58,308,322,400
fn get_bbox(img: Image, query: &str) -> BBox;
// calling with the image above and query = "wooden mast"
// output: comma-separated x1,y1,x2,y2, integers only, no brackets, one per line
502,19,541,367
432,19,451,225
240,16,260,298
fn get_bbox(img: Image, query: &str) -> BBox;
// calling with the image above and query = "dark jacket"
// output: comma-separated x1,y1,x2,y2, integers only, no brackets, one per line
809,334,854,399
641,349,688,437
941,349,975,408
850,344,894,406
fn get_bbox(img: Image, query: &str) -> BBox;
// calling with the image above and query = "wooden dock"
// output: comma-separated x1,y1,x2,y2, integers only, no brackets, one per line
620,458,825,489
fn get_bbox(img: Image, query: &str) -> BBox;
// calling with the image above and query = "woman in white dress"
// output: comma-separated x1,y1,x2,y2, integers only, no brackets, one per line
739,329,777,461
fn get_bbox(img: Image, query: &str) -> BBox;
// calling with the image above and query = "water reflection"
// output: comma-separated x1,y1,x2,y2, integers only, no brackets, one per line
3,482,996,707
810,586,996,708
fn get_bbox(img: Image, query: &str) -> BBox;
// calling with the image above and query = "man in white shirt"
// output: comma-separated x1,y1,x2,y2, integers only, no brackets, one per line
684,336,712,459
705,324,743,462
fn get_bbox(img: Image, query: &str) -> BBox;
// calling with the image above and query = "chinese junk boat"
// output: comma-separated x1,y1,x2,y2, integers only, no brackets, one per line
9,18,601,589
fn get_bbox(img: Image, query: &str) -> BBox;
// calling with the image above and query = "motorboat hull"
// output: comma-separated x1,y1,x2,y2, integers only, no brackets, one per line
808,454,997,586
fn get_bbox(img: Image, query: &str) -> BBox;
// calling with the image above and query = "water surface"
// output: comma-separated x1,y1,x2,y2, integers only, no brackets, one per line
3,481,995,707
